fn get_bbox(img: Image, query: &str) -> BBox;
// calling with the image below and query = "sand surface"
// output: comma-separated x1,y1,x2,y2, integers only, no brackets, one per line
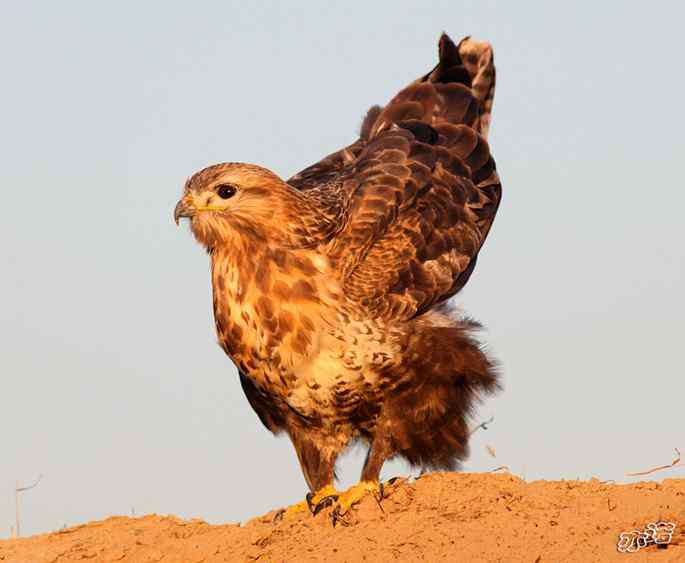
1,473,683,562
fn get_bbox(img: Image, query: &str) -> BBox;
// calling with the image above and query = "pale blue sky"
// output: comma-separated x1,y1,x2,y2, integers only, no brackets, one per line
2,1,683,537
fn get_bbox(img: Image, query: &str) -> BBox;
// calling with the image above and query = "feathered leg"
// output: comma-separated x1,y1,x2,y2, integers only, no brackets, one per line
361,431,394,482
290,427,338,492
276,425,341,519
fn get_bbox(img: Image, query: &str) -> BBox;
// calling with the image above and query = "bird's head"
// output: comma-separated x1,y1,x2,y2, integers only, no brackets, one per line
174,162,305,251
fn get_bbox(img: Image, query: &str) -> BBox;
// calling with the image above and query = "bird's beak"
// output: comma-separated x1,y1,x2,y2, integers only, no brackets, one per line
174,196,195,225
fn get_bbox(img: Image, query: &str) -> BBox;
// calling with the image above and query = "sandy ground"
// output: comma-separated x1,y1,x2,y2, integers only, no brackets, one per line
1,472,683,562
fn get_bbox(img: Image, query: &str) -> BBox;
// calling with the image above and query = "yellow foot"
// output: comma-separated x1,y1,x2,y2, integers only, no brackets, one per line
274,485,339,521
330,480,383,526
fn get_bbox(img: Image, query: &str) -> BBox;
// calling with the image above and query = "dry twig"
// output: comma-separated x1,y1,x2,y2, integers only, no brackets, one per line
468,416,494,437
625,448,683,477
489,466,510,473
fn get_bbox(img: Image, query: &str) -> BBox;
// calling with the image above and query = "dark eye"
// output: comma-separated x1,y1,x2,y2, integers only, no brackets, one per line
216,184,237,199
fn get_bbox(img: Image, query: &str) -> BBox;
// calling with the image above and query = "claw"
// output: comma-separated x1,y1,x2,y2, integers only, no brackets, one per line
374,482,385,513
331,507,351,527
305,491,316,512
311,494,338,515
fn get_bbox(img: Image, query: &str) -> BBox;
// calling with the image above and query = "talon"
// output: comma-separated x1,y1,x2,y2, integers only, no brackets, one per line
278,484,339,520
331,507,350,527
374,483,385,513
273,509,285,523
305,492,316,513
313,494,338,515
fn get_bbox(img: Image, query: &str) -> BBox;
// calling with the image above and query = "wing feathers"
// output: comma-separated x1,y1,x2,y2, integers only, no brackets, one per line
288,33,501,319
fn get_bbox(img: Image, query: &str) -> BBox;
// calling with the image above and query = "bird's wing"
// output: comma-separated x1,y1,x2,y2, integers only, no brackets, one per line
288,34,500,320
238,371,285,433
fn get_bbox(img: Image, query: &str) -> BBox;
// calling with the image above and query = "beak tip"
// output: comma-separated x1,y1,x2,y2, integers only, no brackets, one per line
174,198,194,226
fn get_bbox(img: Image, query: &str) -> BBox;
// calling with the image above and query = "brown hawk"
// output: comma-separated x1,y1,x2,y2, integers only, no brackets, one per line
174,33,501,522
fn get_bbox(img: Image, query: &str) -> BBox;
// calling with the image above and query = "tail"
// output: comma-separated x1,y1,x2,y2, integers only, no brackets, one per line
443,35,496,139
361,33,496,141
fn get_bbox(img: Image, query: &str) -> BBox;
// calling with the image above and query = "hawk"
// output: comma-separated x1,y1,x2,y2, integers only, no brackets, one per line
174,33,501,521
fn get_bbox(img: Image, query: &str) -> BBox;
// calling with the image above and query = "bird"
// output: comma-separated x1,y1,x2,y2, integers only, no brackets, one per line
174,32,501,523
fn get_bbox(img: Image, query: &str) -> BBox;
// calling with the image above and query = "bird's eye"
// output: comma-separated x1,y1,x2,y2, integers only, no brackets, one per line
216,184,237,199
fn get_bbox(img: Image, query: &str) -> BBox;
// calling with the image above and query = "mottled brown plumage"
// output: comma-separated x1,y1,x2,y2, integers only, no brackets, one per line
174,33,501,512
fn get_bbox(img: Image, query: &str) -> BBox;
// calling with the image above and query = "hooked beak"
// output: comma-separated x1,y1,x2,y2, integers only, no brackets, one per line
174,197,195,225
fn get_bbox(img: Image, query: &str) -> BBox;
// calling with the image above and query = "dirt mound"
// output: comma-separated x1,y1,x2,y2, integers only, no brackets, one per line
1,473,683,562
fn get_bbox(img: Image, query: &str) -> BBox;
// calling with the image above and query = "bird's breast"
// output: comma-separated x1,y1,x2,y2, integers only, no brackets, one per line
209,246,407,427
210,247,341,391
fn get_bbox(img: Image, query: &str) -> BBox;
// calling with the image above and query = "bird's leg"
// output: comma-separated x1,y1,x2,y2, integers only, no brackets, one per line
275,429,340,520
330,432,393,525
